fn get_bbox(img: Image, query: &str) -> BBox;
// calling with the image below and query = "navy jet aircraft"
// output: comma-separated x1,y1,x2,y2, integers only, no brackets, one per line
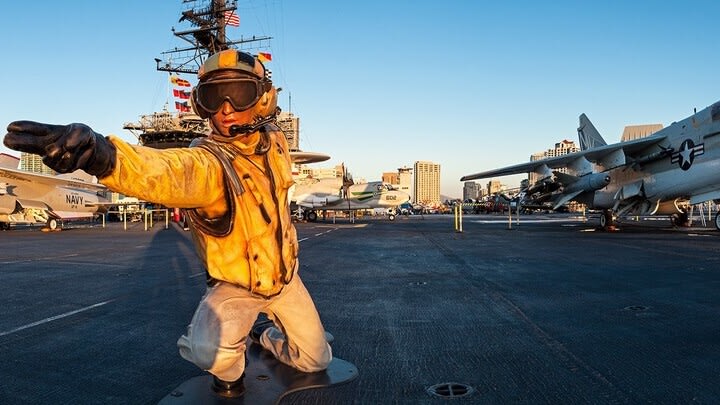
291,165,410,222
0,153,110,230
292,179,411,222
461,100,720,230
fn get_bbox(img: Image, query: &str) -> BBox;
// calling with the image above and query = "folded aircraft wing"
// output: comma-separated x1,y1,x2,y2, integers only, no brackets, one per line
460,133,668,181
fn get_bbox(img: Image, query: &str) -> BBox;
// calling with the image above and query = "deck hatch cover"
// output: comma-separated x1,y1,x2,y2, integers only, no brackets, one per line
426,382,475,399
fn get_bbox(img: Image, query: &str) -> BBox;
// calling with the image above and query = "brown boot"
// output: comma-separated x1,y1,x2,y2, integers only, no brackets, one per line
212,374,245,398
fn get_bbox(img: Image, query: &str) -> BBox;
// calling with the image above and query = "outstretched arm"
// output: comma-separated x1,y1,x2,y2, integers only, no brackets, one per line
5,120,225,211
101,136,225,211
4,120,116,178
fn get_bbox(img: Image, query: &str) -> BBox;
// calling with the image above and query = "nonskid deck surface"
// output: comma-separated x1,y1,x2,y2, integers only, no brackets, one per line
1,214,719,403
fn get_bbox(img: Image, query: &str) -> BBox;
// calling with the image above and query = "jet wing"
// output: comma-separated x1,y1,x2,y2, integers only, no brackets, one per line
0,167,107,192
460,133,668,181
461,160,556,181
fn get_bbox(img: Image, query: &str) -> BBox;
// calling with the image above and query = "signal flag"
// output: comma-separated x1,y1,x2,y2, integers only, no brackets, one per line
173,89,191,99
170,76,191,87
175,101,191,112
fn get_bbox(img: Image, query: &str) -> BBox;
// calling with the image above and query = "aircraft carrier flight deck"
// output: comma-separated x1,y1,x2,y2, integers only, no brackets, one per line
1,214,719,404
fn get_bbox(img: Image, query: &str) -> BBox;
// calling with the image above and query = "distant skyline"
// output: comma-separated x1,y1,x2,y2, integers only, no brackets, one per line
2,1,720,198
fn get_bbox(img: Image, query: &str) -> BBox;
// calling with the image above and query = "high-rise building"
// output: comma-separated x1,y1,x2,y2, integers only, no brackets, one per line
20,152,55,175
277,111,300,151
413,161,440,205
528,140,579,184
463,181,479,201
545,140,578,158
487,179,503,195
397,166,412,198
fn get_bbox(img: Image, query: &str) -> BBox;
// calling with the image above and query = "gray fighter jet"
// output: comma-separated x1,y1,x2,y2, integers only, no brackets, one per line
461,100,720,230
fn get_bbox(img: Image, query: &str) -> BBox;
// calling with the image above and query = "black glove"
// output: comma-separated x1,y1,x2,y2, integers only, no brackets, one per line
4,120,116,178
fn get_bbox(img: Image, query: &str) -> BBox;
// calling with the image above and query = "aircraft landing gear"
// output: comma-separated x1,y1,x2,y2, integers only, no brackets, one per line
715,212,720,231
0,222,9,231
46,218,59,231
671,212,690,227
599,210,616,230
388,213,396,221
306,210,318,222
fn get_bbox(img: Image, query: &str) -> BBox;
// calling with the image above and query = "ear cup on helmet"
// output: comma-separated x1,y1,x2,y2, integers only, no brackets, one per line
254,87,277,119
190,87,209,119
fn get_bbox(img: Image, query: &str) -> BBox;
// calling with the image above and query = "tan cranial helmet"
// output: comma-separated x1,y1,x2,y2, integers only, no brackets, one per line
192,49,278,122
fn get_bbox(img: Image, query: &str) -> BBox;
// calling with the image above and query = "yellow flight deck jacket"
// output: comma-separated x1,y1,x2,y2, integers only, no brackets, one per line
101,125,298,297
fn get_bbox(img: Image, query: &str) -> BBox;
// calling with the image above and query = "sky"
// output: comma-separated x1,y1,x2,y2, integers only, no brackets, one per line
2,1,720,198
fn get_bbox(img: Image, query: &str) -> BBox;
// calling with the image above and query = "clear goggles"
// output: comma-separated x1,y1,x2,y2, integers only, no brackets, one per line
194,77,271,115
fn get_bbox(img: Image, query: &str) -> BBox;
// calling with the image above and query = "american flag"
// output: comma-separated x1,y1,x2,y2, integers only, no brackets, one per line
224,10,239,27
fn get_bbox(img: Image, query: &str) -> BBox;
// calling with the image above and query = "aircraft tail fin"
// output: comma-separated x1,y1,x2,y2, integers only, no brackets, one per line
577,114,607,150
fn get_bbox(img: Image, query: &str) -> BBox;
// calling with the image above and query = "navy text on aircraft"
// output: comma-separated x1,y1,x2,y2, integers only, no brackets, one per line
0,153,110,230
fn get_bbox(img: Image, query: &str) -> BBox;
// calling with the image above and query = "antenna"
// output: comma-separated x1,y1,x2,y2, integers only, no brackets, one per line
156,0,272,75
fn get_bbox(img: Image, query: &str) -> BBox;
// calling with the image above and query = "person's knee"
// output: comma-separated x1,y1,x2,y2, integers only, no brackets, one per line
296,343,332,372
208,346,246,378
181,339,221,370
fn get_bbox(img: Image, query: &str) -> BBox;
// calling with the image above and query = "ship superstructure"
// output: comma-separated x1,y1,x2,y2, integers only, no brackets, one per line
123,108,209,149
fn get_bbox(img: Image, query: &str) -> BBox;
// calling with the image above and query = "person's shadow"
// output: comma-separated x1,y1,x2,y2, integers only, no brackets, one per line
108,221,207,402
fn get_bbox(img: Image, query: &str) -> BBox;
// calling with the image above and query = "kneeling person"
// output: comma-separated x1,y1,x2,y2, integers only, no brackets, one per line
3,49,332,398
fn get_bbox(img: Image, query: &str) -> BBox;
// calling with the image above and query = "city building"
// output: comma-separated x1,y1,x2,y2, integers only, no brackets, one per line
621,124,663,142
20,152,55,175
463,181,479,201
528,140,579,184
546,139,578,158
397,166,412,198
298,164,343,180
385,167,413,197
487,179,503,196
382,172,399,185
413,161,440,205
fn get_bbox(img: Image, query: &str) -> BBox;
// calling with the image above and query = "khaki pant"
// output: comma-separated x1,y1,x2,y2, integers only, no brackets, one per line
177,275,332,381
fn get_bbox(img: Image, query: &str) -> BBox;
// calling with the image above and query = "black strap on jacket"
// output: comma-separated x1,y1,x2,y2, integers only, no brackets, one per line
185,137,245,237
